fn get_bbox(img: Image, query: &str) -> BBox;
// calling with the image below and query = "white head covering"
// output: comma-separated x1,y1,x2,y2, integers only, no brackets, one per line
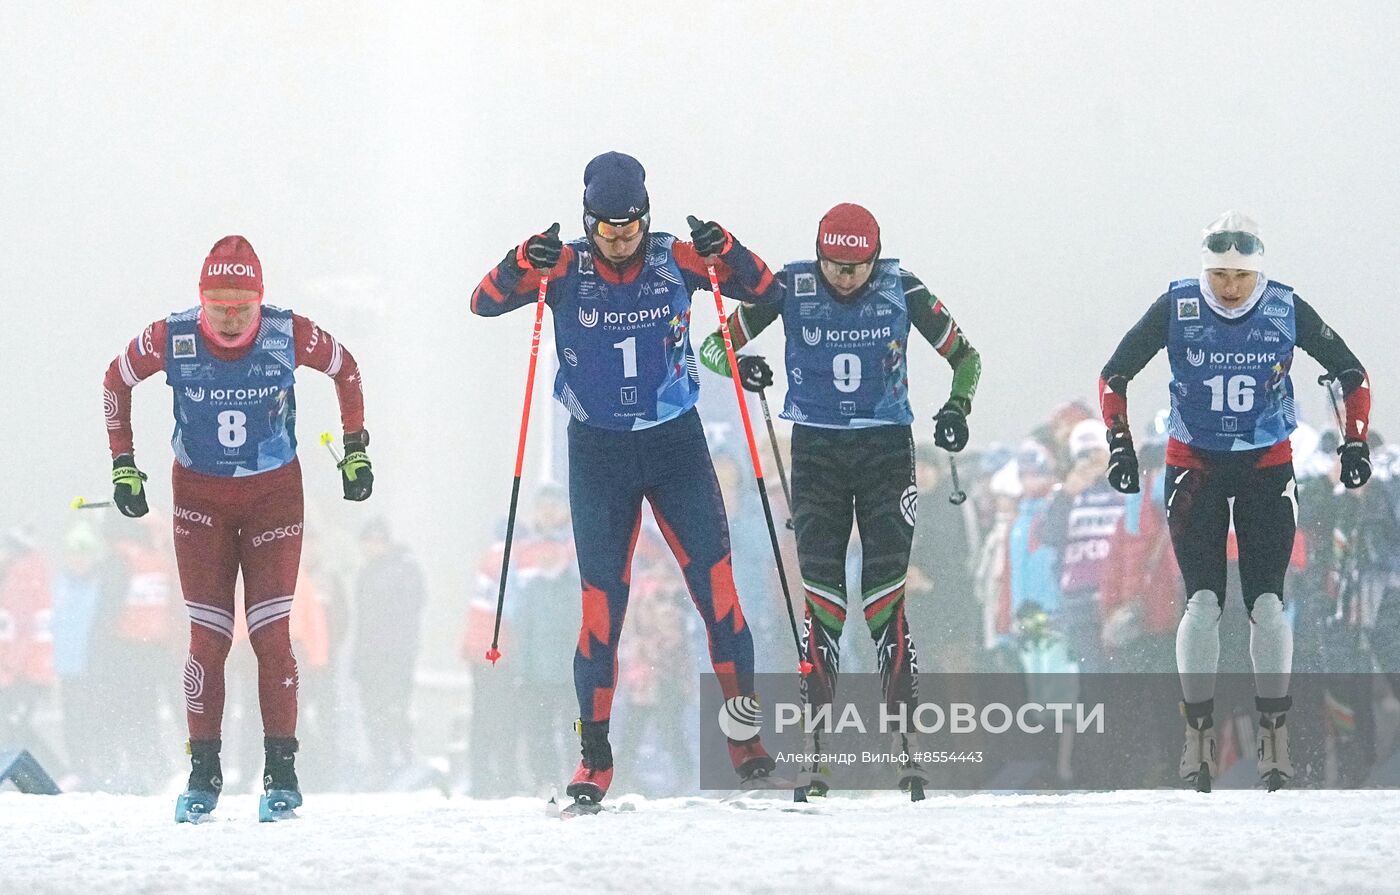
1201,210,1265,272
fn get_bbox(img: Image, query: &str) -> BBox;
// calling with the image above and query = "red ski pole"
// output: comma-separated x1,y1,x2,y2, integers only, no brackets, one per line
486,272,550,664
705,260,812,676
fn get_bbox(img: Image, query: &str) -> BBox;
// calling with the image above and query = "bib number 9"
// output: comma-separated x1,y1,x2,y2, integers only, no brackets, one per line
833,353,862,393
217,410,248,448
1204,374,1256,412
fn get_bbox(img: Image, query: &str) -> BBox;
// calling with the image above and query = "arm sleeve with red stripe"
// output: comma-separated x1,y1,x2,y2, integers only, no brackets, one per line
470,243,575,317
103,319,168,459
293,314,366,436
1099,293,1170,432
1293,296,1370,442
673,236,782,305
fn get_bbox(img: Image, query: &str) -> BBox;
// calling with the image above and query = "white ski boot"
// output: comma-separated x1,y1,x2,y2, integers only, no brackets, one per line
1179,717,1218,793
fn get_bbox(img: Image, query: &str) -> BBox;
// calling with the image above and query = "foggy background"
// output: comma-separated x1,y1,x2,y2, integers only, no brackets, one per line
2,2,1397,790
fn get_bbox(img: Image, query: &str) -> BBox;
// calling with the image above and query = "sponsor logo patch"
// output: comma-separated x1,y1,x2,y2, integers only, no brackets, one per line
1176,298,1200,320
173,334,197,358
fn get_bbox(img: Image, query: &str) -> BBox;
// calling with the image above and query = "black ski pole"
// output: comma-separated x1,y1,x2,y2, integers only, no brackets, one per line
947,454,967,505
758,389,795,530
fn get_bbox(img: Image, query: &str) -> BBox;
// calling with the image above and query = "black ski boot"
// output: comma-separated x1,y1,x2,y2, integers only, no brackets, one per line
894,732,929,802
174,739,223,824
564,720,614,813
259,736,303,822
1257,713,1292,792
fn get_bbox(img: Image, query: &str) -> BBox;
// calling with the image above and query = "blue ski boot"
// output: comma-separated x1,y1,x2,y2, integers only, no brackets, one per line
174,739,223,824
258,736,302,822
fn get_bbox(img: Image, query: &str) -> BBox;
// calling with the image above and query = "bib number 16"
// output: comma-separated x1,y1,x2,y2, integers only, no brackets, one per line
1204,374,1256,412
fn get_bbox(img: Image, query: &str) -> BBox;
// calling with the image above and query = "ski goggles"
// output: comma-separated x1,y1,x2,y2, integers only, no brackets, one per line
818,257,874,278
586,212,649,241
1203,231,1263,255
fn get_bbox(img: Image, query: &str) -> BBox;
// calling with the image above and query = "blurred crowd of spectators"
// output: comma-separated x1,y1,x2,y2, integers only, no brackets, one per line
7,399,1400,795
0,513,428,795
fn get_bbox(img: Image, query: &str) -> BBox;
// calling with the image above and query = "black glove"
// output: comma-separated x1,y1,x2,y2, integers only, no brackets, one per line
686,215,730,257
1339,439,1371,489
736,355,773,393
521,223,562,271
933,400,970,453
1105,427,1140,494
339,430,374,502
112,454,150,518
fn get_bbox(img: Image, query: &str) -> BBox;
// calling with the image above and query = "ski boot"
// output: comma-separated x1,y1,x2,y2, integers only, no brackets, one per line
564,720,614,814
259,736,303,822
1257,711,1293,792
893,732,929,802
1179,701,1218,793
729,734,777,784
794,730,830,803
174,739,223,824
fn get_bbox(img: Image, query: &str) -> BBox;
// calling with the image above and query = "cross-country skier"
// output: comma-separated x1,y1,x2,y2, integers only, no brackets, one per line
101,235,373,821
470,151,781,808
1098,211,1371,792
698,203,981,797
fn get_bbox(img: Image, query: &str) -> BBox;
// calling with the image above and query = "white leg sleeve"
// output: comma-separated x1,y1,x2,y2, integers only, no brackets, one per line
1176,590,1222,704
1249,593,1293,700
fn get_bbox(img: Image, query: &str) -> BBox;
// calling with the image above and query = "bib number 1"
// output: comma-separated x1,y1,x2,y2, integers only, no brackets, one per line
614,336,637,379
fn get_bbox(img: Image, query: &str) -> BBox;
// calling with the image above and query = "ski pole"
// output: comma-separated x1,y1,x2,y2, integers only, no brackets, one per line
1318,374,1347,434
704,256,812,675
947,454,967,505
757,389,795,531
485,271,551,665
70,496,113,510
319,431,343,464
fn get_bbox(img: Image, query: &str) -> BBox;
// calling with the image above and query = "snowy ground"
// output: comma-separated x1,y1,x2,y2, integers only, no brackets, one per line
2,789,1396,894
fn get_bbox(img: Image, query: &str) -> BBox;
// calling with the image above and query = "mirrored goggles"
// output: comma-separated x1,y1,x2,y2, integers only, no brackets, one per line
1203,231,1263,255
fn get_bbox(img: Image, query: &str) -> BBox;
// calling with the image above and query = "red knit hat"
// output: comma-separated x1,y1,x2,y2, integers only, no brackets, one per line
199,235,263,293
816,203,880,264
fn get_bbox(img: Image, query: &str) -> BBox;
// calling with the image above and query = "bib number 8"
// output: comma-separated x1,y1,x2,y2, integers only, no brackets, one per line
833,353,862,393
1204,374,1256,412
217,410,248,448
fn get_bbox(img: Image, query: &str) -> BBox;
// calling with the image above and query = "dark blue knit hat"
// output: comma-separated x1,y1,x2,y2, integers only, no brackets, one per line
583,151,649,221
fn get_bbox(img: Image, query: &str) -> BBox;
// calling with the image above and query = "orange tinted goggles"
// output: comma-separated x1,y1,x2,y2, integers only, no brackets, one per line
592,218,644,240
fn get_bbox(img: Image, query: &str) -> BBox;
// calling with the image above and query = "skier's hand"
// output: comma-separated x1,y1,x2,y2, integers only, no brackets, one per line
686,215,732,258
518,223,562,272
1339,439,1371,489
933,400,970,453
1105,427,1140,494
339,430,374,501
112,455,150,518
736,355,773,393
